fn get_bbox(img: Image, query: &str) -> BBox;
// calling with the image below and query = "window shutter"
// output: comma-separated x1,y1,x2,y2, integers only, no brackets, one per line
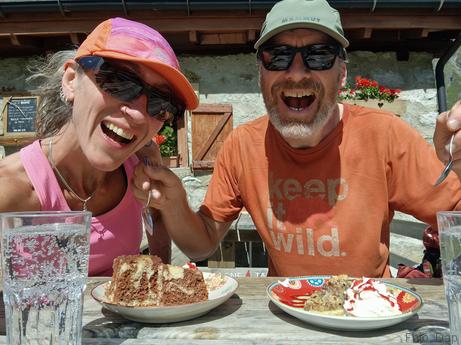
191,103,233,170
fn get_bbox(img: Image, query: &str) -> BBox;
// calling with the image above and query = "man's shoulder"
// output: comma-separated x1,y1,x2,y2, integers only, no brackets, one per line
233,115,269,136
345,103,403,131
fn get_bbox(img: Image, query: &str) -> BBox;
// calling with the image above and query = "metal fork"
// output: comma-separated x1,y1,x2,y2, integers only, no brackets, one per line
434,134,455,186
141,157,154,236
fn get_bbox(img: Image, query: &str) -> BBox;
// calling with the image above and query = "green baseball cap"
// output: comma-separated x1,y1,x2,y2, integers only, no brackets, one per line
254,0,349,49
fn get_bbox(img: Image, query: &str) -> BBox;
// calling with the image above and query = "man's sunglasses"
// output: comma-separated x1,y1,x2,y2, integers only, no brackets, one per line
257,43,347,71
76,56,184,122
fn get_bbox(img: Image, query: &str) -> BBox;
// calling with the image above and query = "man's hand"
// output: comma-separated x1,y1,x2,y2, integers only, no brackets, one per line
434,100,461,180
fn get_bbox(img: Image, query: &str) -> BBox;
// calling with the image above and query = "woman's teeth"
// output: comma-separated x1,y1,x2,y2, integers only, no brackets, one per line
104,122,134,140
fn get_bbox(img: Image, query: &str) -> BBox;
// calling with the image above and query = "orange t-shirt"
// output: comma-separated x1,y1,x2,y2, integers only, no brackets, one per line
200,103,461,277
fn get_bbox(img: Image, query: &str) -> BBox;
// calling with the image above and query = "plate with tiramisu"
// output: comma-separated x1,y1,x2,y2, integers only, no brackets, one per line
267,275,423,331
91,255,238,323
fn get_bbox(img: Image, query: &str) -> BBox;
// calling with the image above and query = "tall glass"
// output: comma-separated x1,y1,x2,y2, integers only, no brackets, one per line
437,211,461,345
0,211,91,345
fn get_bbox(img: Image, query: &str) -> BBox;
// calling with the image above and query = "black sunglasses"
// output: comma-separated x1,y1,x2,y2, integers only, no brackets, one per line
257,43,346,71
76,56,184,122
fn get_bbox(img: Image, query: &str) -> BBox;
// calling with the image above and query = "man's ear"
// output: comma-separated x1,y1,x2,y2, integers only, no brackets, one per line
61,61,77,103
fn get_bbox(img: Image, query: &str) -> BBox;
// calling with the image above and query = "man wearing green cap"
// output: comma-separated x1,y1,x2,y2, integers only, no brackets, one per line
135,0,461,278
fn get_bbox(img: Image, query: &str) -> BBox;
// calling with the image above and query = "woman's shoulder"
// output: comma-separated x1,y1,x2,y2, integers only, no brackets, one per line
0,152,40,211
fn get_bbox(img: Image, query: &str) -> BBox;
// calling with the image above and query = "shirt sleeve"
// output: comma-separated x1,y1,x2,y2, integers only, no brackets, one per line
199,129,244,222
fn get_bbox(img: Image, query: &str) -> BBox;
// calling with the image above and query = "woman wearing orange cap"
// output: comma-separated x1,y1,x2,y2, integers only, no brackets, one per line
0,17,198,276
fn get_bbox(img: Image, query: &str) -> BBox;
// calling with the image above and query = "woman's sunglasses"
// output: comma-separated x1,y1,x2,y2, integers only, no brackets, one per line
257,43,347,71
76,56,184,122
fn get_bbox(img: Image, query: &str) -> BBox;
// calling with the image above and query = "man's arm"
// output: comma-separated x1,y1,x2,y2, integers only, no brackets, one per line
133,164,233,261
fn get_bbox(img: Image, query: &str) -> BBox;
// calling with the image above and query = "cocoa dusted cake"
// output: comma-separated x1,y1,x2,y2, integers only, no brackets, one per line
105,255,208,307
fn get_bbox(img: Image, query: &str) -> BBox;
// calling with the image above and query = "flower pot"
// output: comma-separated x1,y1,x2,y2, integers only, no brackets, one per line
162,155,179,168
344,99,405,117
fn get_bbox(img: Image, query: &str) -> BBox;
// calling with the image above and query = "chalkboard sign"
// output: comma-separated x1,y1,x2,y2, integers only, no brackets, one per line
1,96,39,135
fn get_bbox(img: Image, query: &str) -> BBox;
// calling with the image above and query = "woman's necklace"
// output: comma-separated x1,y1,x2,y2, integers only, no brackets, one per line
48,140,96,211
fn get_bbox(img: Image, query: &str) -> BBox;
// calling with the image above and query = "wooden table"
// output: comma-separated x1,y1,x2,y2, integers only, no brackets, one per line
0,277,452,344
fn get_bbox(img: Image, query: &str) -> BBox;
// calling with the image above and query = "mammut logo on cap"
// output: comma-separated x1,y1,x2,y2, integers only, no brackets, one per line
281,16,321,24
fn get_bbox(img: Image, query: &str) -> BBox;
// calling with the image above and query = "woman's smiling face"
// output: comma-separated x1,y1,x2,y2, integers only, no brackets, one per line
63,59,172,171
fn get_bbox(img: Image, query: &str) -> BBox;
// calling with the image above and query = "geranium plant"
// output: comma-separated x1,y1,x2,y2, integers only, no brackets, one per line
153,124,177,157
339,76,401,103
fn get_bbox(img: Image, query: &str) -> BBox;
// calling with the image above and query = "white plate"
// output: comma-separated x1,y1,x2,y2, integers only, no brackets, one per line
91,272,238,323
267,276,423,331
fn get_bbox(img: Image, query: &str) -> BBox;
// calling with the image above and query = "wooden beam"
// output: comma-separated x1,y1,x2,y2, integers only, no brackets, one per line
199,32,247,45
248,29,256,42
9,33,20,46
346,28,373,40
341,15,461,30
189,30,198,44
400,29,430,39
0,13,460,36
0,135,35,146
69,33,79,45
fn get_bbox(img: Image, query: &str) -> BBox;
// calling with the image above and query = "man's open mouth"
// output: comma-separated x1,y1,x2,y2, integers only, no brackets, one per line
101,121,135,144
281,89,316,111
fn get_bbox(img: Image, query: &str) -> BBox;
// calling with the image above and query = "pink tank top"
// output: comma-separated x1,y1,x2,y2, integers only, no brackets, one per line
20,140,143,276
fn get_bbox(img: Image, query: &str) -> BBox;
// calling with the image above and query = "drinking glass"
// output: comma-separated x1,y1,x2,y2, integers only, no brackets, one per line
0,211,91,345
437,211,461,345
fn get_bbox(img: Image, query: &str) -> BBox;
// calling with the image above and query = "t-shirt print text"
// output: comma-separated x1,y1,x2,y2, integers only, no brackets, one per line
267,174,349,257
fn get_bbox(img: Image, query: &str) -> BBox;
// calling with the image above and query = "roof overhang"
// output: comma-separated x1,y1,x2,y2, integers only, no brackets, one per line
0,1,460,58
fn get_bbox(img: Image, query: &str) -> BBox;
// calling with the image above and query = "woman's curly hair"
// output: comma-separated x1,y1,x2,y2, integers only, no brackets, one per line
26,50,79,139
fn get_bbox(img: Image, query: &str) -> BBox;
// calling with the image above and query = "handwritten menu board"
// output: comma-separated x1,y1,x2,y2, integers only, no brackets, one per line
1,96,39,135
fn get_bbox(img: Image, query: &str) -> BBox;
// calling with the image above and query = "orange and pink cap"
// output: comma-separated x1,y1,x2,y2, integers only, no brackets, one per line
75,17,198,110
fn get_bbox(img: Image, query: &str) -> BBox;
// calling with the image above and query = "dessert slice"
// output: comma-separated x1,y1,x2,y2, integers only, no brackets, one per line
105,255,208,307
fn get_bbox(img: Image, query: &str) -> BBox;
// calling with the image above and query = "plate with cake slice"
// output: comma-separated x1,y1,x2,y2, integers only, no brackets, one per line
267,275,423,331
91,255,238,323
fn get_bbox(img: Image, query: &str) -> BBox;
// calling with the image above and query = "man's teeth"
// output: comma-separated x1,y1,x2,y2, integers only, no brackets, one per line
105,123,134,140
283,90,314,98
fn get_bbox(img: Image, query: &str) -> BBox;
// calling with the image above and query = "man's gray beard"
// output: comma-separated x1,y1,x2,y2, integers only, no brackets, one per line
265,99,336,140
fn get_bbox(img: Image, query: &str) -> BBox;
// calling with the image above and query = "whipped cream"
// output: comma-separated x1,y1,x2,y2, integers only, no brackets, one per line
182,262,197,270
344,278,402,317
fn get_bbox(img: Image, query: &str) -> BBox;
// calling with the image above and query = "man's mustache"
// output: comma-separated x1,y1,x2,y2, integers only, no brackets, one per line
271,79,322,95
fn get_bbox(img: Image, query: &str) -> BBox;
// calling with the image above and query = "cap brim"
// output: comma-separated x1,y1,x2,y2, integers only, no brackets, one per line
94,51,199,110
254,23,349,50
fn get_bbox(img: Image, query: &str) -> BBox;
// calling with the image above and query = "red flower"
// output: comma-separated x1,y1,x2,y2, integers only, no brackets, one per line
339,76,400,103
153,134,166,145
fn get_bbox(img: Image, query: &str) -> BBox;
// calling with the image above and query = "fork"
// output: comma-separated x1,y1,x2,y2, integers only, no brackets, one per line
434,134,455,186
142,157,155,236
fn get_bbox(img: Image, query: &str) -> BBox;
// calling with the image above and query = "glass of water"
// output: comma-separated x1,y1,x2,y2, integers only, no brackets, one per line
437,211,461,345
0,211,91,345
